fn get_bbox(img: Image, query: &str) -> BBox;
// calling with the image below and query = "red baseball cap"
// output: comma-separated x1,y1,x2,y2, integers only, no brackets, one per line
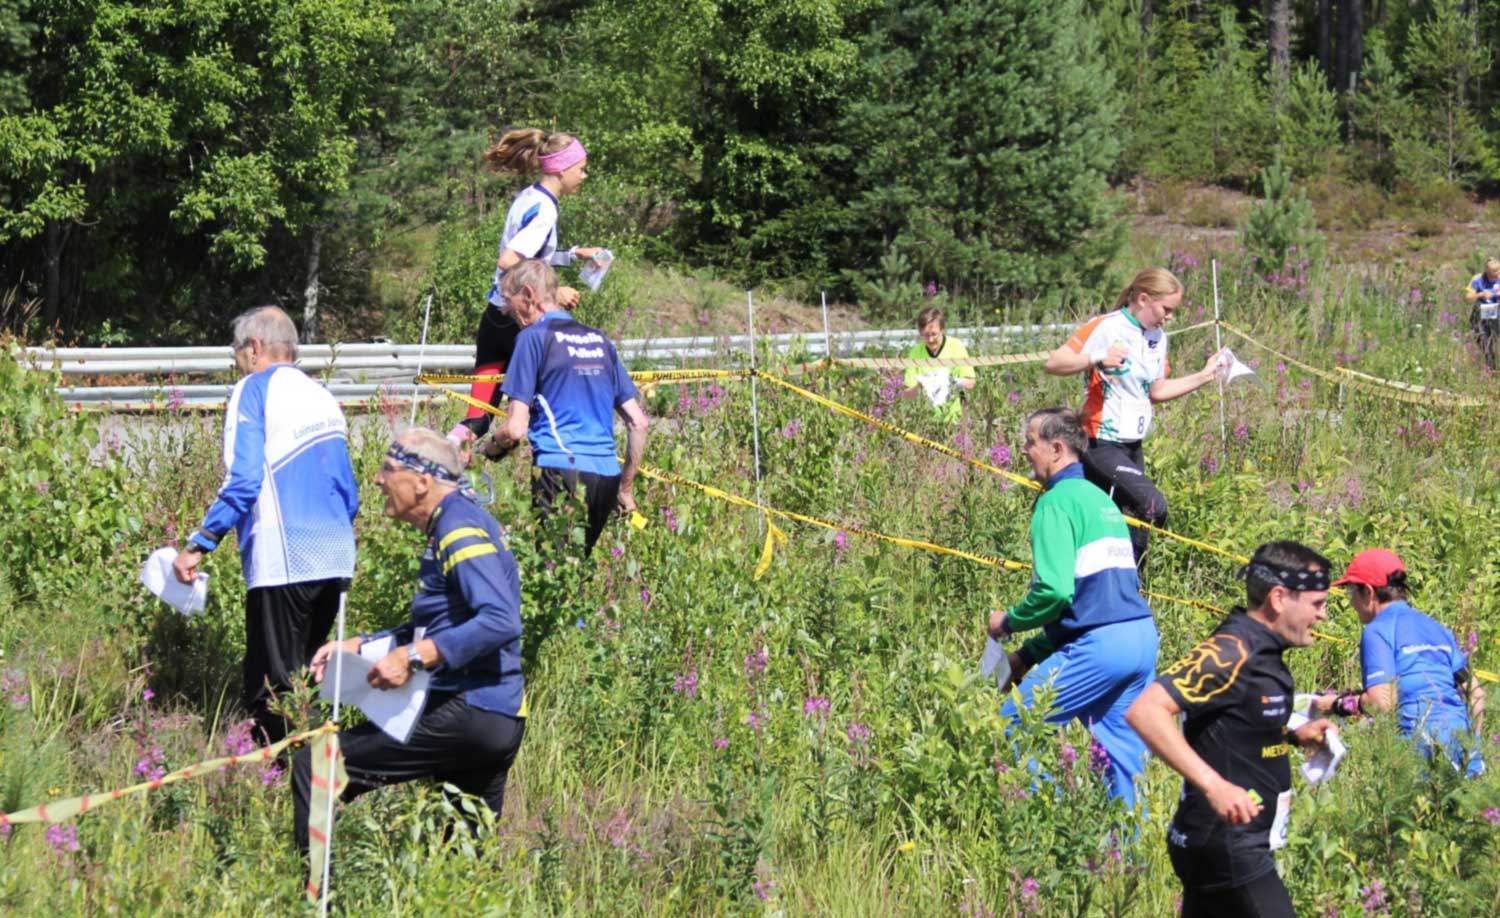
1333,548,1406,587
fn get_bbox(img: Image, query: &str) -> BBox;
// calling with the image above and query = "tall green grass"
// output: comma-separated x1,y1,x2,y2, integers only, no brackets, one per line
1,248,1498,915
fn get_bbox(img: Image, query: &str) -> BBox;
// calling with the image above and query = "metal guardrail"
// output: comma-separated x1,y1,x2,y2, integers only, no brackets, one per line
27,323,1072,410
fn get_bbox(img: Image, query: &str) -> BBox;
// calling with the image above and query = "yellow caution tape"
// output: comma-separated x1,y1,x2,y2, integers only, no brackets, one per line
754,369,1250,564
1218,322,1488,408
639,464,1029,573
305,730,349,903
419,368,750,387
0,723,334,827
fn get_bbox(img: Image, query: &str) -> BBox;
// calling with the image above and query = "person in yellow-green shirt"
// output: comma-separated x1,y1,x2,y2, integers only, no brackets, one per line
900,307,975,422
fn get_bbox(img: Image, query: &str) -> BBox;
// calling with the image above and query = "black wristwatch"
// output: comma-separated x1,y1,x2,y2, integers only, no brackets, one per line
406,645,426,672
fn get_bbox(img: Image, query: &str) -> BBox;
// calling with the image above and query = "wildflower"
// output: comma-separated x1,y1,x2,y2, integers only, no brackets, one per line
672,670,699,699
1006,390,1021,405
898,840,915,852
1360,880,1388,914
833,531,849,555
1019,877,1042,915
925,282,937,297
712,736,729,750
609,545,624,559
1417,419,1440,442
0,823,10,840
752,877,774,901
988,443,1012,467
777,418,802,440
142,688,155,702
743,645,769,680
1483,806,1500,827
660,506,679,533
803,696,830,719
223,719,258,757
1088,740,1111,774
46,824,80,855
259,762,284,787
1466,631,1479,654
1343,478,1365,508
1232,423,1249,442
1058,743,1078,772
639,587,652,608
1200,453,1218,474
744,709,768,733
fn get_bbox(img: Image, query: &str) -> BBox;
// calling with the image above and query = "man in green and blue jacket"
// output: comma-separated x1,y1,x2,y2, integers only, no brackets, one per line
988,407,1158,806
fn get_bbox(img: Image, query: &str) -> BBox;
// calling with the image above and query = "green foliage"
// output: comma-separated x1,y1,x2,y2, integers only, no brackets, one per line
841,0,1125,302
1276,61,1343,181
1393,2,1496,189
1239,158,1326,276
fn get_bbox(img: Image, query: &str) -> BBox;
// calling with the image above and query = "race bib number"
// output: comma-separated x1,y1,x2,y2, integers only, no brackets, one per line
1268,789,1293,851
1481,302,1499,320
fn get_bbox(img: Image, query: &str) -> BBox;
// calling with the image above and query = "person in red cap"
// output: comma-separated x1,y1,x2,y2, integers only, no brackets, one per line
1313,548,1486,776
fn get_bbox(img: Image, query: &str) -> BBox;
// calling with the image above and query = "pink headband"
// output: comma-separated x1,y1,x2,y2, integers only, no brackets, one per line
538,139,586,174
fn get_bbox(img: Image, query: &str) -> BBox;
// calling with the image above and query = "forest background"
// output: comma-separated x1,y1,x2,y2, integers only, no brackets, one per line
4,0,1500,343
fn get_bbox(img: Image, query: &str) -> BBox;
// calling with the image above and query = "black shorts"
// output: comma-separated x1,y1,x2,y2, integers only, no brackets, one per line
530,465,620,556
475,305,521,369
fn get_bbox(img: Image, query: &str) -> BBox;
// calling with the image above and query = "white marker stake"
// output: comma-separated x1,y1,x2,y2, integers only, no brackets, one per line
1212,259,1228,452
319,590,348,917
409,291,434,428
821,290,834,365
748,291,765,534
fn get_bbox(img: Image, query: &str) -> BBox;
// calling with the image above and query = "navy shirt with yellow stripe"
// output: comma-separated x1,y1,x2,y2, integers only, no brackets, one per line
372,491,525,717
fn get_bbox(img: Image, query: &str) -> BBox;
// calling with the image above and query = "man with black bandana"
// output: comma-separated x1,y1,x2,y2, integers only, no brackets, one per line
1126,541,1338,918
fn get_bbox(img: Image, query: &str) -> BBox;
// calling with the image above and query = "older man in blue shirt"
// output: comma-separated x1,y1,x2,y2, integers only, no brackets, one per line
291,428,525,852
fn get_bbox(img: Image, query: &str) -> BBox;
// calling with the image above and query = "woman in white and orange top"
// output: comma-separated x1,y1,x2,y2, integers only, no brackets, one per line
1043,268,1225,568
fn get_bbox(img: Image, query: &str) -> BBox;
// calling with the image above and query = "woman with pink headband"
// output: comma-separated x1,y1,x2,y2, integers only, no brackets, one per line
450,128,602,450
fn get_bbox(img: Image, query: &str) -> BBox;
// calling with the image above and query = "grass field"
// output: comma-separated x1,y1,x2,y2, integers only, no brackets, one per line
2,226,1499,915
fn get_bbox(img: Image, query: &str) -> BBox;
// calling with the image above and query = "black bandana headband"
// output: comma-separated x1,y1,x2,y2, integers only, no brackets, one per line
386,443,478,502
1238,561,1330,592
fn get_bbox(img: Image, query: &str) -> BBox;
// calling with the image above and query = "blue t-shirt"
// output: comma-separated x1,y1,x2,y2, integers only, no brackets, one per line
1360,600,1471,737
500,311,639,476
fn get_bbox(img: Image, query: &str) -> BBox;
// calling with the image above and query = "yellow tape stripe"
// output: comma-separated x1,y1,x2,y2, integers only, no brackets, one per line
0,724,335,826
755,369,1250,564
811,322,1217,371
639,464,1029,572
419,369,750,387
1219,322,1488,408
425,364,1493,681
437,527,490,554
442,542,498,574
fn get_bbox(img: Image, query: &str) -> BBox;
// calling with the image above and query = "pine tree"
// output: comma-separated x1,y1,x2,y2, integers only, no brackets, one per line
841,0,1124,301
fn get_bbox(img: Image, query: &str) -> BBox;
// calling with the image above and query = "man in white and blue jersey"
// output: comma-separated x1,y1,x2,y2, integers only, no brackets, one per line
174,306,359,742
490,260,649,556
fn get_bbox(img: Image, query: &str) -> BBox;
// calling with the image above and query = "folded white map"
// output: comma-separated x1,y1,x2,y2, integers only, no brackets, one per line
139,547,209,615
318,633,430,743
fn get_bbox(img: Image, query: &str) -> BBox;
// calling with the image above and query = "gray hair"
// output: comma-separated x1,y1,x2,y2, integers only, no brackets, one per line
231,306,299,361
1025,407,1088,458
395,427,464,479
501,258,559,300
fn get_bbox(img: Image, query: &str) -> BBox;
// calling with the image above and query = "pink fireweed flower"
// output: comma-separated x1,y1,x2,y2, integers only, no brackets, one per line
672,670,699,698
712,736,729,750
46,824,80,855
744,646,769,680
1483,806,1500,826
803,696,830,719
833,531,849,555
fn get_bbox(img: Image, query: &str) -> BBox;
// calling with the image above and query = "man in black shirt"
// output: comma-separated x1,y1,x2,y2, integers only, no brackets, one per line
1126,541,1338,918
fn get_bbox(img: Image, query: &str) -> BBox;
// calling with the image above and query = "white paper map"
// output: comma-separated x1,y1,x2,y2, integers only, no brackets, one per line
579,249,614,291
139,547,209,615
319,639,430,743
1216,347,1258,386
980,637,1012,690
916,371,952,407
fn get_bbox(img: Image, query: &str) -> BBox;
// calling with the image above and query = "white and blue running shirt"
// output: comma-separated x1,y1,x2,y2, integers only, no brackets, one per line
190,365,359,589
486,183,577,309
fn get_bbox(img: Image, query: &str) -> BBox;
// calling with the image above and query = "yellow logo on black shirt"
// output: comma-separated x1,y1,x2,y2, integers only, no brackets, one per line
1161,634,1248,704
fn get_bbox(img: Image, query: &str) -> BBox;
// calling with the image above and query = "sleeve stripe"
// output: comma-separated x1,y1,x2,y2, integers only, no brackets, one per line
438,527,491,554
1065,315,1108,353
443,543,498,575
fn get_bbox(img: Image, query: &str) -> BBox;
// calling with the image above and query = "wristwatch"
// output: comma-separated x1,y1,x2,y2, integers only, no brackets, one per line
406,645,426,673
